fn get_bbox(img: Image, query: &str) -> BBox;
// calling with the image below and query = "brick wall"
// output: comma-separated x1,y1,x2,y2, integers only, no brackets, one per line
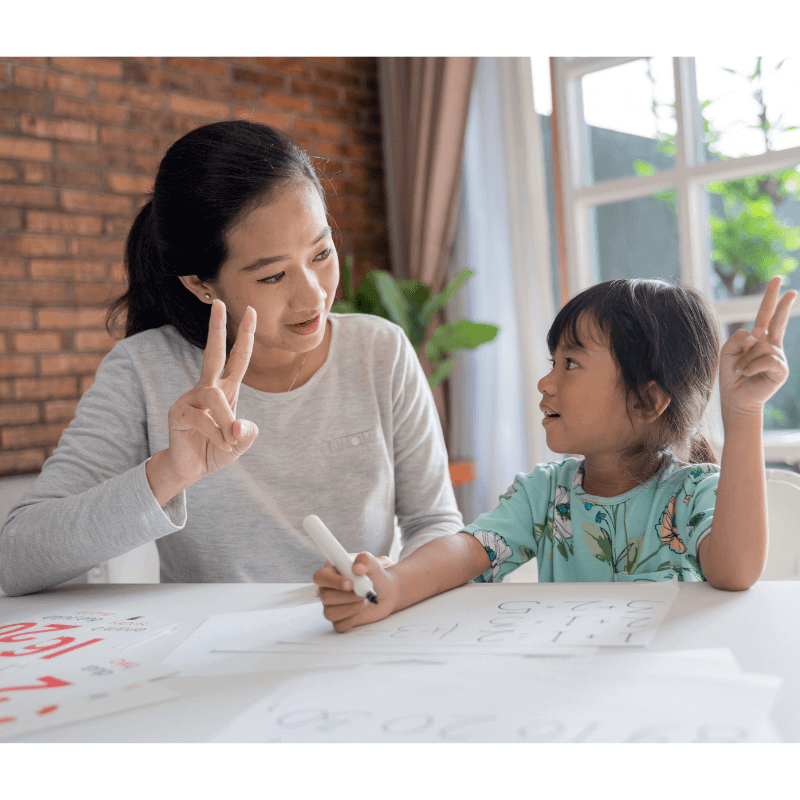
0,57,389,477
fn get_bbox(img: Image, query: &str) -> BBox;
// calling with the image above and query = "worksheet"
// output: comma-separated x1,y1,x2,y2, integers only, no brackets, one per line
213,650,782,743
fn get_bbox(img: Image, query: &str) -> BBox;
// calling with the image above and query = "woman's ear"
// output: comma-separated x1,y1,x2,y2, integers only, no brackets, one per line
178,275,213,303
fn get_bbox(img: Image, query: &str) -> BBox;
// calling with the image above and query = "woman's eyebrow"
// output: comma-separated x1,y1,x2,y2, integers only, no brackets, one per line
239,225,332,273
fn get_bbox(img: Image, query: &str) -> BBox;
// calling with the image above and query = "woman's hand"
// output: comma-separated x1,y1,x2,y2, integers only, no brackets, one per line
146,299,259,505
314,553,398,632
718,276,797,425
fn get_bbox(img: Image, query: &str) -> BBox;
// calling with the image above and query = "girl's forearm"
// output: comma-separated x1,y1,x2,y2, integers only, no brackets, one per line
700,413,767,590
387,532,492,613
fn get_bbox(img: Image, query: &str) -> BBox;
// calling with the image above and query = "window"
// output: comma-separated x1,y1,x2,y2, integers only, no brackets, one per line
543,57,800,460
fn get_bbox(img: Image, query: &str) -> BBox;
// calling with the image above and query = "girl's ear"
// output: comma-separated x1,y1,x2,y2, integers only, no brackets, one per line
637,380,671,422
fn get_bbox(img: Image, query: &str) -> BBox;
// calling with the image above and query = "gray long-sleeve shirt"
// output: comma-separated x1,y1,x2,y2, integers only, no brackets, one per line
0,313,463,595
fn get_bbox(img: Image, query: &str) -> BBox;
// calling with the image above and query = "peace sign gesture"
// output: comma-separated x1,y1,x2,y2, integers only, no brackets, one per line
146,299,259,506
719,276,798,422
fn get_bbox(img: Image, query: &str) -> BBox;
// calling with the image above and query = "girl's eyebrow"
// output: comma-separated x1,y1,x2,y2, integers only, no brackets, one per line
239,225,332,273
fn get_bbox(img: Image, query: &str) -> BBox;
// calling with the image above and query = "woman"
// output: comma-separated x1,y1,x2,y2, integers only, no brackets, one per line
0,120,463,596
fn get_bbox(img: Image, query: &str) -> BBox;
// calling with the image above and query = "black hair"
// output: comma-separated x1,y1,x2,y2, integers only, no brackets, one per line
546,279,720,480
107,120,326,349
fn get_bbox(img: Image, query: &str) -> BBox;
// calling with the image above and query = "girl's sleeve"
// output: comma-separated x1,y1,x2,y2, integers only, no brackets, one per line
0,343,186,596
683,466,720,569
390,332,464,557
462,468,549,583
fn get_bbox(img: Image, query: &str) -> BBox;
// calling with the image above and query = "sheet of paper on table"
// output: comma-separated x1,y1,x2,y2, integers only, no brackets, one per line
212,648,783,743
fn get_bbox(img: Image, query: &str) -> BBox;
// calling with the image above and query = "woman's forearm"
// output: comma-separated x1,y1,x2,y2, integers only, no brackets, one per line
700,413,767,590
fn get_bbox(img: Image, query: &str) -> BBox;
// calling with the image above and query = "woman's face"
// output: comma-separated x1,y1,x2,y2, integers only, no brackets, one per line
211,179,339,363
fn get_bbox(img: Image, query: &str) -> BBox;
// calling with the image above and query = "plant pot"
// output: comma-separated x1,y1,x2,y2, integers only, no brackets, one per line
449,459,476,487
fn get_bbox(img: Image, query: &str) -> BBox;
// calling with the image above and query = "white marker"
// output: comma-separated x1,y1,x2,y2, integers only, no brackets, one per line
303,514,378,604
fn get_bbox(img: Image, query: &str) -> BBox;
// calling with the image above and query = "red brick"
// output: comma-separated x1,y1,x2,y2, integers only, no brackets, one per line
14,375,77,399
165,58,226,77
14,66,92,98
198,81,256,105
56,142,129,168
50,57,122,79
0,88,48,113
22,162,53,183
73,283,123,304
291,79,340,103
294,118,344,139
44,398,79,422
342,57,376,73
0,355,35,377
13,331,61,352
0,257,25,277
0,184,58,208
0,112,16,132
68,238,125,258
53,96,128,125
345,87,380,109
1,308,33,328
314,67,361,89
0,207,23,228
0,234,64,256
109,261,126,282
60,188,133,215
40,353,104,376
0,136,53,161
233,109,289,129
29,259,106,280
26,211,103,235
106,172,153,194
167,94,229,119
231,67,284,90
95,80,164,110
0,403,39,425
0,282,68,303
103,217,134,237
20,114,97,144
2,421,69,450
75,329,115,350
100,126,161,152
317,104,361,124
0,160,18,181
130,152,160,174
128,110,197,136
0,448,46,476
259,92,311,113
53,165,101,189
37,307,106,329
80,375,95,393
256,58,307,75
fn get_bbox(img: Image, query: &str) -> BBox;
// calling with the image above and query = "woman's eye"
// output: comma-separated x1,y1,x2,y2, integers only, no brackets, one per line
314,247,332,262
258,271,284,284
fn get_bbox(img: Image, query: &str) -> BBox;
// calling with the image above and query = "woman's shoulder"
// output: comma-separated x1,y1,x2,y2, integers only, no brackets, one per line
104,326,202,384
330,312,406,344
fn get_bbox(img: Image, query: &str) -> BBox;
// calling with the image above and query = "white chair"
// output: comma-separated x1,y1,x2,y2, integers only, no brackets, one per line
762,468,800,581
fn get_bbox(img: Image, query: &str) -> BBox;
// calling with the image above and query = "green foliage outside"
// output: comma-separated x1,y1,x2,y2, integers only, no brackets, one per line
634,57,800,298
331,257,499,389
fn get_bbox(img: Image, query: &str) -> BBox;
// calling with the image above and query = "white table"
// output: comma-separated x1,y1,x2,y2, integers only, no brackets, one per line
1,581,798,742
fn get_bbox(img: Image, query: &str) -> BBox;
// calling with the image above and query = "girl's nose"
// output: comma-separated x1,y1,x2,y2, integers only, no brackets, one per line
537,369,555,396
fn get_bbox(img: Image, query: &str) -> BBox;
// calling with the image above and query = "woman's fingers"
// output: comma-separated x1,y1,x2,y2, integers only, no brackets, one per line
222,306,256,385
231,420,258,454
193,385,237,443
172,405,232,452
199,299,228,385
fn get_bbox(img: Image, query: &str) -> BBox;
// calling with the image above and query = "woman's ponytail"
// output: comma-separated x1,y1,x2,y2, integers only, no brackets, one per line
689,430,718,465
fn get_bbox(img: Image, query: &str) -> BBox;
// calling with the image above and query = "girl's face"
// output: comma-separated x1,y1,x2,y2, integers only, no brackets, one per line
537,315,640,462
211,179,338,363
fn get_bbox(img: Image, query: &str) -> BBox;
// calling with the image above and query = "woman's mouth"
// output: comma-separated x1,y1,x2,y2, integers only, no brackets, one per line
287,314,321,335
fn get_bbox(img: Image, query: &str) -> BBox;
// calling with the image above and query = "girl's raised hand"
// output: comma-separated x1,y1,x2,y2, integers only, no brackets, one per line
718,276,798,421
158,300,259,492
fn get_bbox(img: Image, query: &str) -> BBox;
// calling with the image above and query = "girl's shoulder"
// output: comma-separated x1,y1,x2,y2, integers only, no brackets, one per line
658,458,720,489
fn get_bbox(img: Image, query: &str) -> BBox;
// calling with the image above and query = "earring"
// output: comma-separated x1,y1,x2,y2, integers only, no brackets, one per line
204,293,211,300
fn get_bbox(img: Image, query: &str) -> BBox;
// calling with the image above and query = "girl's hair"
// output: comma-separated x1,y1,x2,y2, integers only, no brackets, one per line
546,278,720,479
107,120,326,349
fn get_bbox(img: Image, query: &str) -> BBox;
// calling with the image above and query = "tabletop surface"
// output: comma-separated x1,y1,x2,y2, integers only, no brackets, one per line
1,581,798,742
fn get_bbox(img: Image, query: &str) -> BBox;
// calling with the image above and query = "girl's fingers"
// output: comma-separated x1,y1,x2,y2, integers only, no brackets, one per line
172,405,232,452
313,563,353,593
751,277,781,339
767,289,798,346
736,352,788,382
322,599,366,623
199,299,228,385
221,306,256,385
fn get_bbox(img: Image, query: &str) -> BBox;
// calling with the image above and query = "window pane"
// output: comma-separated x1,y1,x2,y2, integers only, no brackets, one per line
590,193,681,284
724,317,800,431
581,58,675,184
706,167,800,301
696,57,800,162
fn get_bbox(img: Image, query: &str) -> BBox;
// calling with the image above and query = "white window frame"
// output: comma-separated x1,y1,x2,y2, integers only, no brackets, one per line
551,56,800,462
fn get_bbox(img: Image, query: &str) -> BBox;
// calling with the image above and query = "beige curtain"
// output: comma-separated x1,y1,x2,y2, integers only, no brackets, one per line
378,57,476,439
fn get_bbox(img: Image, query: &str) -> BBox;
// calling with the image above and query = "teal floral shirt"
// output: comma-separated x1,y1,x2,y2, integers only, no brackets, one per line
464,457,719,583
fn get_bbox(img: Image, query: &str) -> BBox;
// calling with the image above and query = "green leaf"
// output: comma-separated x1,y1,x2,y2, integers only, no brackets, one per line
424,320,499,363
419,268,475,329
633,159,657,176
519,545,535,563
330,299,358,314
582,522,613,564
371,270,412,339
342,255,355,301
427,356,458,389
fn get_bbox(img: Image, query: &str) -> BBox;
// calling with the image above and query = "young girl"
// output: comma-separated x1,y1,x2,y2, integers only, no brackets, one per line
315,276,797,631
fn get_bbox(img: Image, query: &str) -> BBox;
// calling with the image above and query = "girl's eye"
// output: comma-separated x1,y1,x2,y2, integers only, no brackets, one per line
314,247,332,262
547,357,578,370
565,358,577,369
258,271,284,284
